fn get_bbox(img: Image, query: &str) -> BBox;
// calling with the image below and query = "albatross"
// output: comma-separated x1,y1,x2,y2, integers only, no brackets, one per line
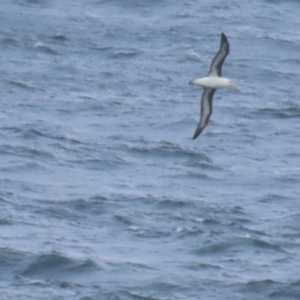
189,32,238,140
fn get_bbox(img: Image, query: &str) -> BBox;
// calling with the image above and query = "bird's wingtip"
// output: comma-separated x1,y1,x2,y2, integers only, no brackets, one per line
221,32,228,41
192,130,201,140
220,32,229,47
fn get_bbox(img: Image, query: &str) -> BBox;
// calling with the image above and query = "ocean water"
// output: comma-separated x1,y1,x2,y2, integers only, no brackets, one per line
1,0,300,299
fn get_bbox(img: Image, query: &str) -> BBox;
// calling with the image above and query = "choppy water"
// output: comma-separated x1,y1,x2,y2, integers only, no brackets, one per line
1,0,300,299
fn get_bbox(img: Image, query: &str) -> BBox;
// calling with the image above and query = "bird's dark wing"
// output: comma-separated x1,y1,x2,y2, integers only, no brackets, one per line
193,88,216,139
207,33,230,77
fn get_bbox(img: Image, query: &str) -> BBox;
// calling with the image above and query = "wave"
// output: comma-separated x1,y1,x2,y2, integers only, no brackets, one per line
192,236,284,256
4,79,36,90
0,143,54,160
34,42,59,55
123,140,213,162
255,107,300,119
50,34,69,42
20,252,99,280
236,278,300,298
1,37,18,47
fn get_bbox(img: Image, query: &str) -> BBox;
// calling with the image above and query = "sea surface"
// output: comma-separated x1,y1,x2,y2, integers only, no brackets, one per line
1,0,300,299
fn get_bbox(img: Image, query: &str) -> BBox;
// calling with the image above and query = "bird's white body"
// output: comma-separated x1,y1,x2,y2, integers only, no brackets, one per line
189,76,232,89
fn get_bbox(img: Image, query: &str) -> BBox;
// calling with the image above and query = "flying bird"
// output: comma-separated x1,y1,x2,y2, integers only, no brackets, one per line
189,33,238,139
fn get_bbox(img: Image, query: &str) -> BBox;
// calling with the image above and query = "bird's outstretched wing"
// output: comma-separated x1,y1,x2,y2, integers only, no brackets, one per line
207,33,230,77
193,88,216,139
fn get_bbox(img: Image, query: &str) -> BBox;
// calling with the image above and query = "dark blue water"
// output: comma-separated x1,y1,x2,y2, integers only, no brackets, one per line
1,0,300,299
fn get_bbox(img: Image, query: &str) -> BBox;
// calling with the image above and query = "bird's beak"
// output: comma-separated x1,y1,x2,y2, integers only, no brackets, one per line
189,80,195,85
230,83,239,90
